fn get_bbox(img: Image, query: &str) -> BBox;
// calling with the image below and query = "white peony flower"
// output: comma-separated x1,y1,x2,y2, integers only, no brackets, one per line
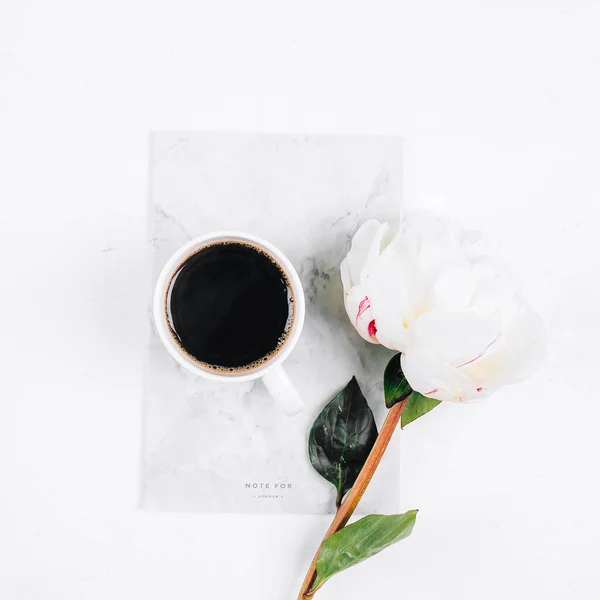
340,213,545,402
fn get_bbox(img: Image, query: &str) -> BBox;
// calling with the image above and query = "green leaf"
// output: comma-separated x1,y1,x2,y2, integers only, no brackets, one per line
401,392,441,428
383,353,412,408
309,377,378,507
312,511,418,592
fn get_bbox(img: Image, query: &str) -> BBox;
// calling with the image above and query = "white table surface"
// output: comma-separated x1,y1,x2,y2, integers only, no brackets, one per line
3,1,600,598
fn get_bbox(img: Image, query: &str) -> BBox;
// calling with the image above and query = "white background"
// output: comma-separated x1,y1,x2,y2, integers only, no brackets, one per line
2,1,599,598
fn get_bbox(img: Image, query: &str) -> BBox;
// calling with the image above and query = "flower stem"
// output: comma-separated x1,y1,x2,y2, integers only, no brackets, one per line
297,399,407,599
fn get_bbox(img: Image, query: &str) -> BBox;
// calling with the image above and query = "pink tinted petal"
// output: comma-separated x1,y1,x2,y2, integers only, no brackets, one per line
357,296,371,319
368,319,377,337
344,285,380,344
365,248,413,351
453,333,501,369
463,301,545,389
401,349,480,402
408,309,501,368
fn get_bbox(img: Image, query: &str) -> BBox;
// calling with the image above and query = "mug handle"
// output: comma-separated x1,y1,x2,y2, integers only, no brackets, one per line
261,364,304,415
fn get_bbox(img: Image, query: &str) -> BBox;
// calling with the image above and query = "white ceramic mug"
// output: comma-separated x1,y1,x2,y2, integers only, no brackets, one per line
153,231,305,415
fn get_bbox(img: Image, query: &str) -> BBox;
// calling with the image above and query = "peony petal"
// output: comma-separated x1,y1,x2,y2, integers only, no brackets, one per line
431,266,478,312
408,309,502,368
345,220,388,287
462,301,545,391
343,285,379,343
364,246,417,351
401,349,481,402
468,266,521,319
340,257,352,293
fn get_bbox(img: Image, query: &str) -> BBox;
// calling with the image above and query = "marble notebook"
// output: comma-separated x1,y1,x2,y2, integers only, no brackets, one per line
143,132,403,514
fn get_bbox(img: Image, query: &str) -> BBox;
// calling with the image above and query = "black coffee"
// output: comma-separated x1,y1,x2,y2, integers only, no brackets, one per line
167,241,294,372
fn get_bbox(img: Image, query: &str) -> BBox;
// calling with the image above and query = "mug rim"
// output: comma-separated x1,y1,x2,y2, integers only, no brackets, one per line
153,231,306,382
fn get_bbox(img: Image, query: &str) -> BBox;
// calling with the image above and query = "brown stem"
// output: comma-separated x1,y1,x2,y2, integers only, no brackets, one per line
297,399,407,599
334,488,343,510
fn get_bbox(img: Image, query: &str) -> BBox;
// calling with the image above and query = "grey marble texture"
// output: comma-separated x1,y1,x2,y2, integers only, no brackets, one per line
143,132,403,513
